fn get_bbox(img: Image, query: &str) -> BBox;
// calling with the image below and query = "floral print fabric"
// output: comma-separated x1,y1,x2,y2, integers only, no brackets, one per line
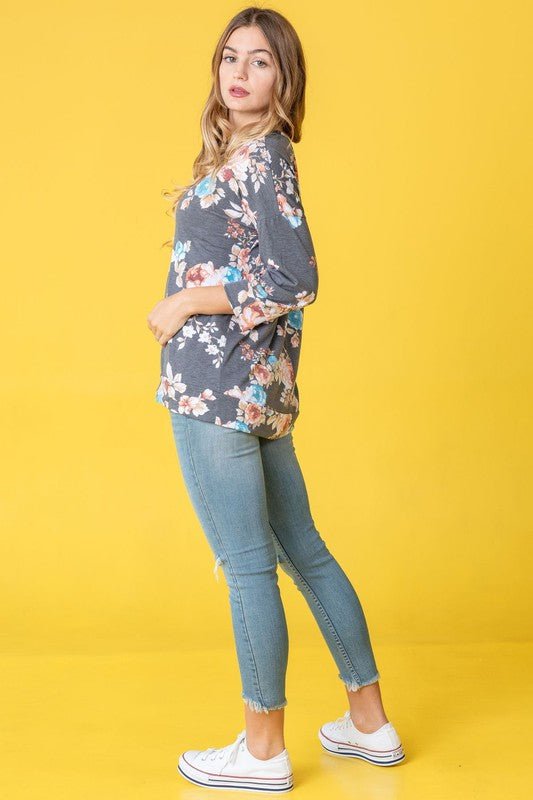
155,130,319,439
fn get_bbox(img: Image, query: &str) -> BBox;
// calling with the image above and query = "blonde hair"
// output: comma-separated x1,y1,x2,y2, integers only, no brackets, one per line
161,6,308,247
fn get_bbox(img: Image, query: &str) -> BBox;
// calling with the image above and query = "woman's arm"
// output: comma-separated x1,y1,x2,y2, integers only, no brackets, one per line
147,285,233,347
180,285,234,316
221,143,318,333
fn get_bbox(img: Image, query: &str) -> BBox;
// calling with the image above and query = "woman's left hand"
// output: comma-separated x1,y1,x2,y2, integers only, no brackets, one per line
147,290,193,347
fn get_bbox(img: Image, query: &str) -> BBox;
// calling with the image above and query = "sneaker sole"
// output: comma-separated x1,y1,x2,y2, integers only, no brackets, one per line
177,753,294,793
318,728,406,766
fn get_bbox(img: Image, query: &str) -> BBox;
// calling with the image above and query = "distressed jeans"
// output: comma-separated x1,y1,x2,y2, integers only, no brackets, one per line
169,410,381,713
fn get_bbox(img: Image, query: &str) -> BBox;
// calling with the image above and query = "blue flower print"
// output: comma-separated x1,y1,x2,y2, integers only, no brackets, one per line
245,383,267,407
173,239,189,262
287,309,303,330
232,421,251,433
284,212,302,229
221,265,244,283
195,176,215,198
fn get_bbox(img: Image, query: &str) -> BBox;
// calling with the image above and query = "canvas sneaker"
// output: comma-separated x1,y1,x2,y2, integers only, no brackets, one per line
318,709,405,766
177,728,294,793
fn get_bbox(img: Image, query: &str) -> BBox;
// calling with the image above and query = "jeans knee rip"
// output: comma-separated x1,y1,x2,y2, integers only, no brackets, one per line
213,556,224,582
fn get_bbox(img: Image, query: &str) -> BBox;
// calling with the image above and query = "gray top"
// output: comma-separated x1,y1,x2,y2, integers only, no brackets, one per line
155,130,319,439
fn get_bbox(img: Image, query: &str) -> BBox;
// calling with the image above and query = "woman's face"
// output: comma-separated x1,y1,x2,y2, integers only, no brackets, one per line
219,25,277,130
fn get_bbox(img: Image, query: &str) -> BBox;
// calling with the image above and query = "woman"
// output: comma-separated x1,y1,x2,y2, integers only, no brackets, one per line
147,6,405,793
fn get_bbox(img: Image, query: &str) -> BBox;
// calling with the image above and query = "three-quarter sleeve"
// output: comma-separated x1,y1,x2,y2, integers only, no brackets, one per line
223,141,319,333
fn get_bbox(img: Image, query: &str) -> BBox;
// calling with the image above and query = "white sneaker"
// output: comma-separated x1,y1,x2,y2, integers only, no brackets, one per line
177,729,294,793
318,709,406,766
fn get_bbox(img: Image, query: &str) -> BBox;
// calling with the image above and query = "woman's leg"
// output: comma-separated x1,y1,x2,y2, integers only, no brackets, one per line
259,431,388,731
168,411,288,756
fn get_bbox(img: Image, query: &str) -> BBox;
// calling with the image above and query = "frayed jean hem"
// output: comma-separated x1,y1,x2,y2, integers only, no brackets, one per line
339,672,381,692
242,695,288,713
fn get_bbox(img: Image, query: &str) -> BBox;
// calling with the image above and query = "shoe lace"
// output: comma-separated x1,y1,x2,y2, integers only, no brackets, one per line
200,729,247,767
332,710,353,731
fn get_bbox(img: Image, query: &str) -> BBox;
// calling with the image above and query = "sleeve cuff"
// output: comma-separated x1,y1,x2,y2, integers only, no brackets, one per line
223,279,273,333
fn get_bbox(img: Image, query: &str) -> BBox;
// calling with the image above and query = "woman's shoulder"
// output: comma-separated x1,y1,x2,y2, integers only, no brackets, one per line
225,131,296,188
264,130,294,161
239,130,294,165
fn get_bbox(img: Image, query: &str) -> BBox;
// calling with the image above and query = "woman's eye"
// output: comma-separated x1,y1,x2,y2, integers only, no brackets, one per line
222,55,269,68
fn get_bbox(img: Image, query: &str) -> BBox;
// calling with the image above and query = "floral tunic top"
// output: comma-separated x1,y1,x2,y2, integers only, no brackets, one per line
154,129,319,439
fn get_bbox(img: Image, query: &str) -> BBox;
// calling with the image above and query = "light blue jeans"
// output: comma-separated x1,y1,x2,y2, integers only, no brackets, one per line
169,410,381,713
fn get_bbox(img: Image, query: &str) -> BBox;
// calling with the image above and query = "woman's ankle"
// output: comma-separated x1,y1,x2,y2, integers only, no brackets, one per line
246,738,286,760
349,711,389,733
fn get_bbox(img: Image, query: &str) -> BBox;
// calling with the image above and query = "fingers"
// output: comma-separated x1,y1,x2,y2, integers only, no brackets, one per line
146,316,162,342
146,311,172,346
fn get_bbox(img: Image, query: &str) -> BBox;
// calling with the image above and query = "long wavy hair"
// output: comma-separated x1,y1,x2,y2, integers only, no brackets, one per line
161,6,308,248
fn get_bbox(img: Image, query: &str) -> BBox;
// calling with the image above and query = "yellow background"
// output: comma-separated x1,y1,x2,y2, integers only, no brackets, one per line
1,1,532,798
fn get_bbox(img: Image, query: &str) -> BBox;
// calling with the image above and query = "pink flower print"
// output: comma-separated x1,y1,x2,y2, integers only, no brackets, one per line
237,300,270,331
177,389,216,417
185,261,219,287
218,166,235,182
251,363,273,386
272,413,293,438
224,385,246,401
228,243,252,272
243,402,267,426
279,356,295,389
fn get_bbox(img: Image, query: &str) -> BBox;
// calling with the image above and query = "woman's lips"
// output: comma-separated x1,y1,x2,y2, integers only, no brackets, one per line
229,86,249,97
